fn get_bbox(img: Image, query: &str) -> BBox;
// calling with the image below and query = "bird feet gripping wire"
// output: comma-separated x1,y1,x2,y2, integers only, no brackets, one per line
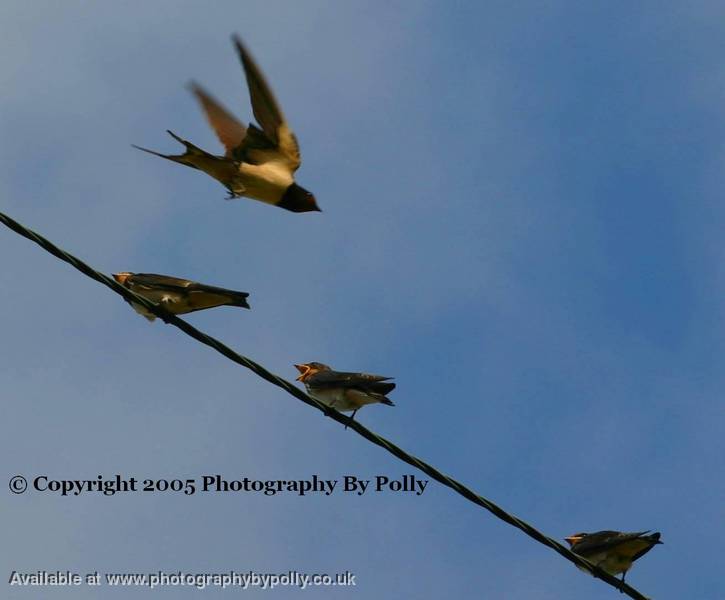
344,409,358,430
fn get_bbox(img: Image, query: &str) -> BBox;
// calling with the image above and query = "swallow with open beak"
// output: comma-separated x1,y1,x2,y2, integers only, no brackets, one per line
294,362,395,426
564,530,662,589
113,272,250,321
133,35,319,213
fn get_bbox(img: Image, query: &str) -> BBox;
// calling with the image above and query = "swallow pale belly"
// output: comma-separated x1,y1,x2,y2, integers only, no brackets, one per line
576,551,630,576
128,291,185,321
129,301,159,321
239,160,293,204
306,388,382,412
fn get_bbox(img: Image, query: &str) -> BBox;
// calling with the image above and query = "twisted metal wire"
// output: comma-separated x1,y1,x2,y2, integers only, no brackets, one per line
0,209,651,599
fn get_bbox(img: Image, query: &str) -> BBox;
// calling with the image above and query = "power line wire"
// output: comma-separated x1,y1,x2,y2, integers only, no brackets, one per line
0,209,652,600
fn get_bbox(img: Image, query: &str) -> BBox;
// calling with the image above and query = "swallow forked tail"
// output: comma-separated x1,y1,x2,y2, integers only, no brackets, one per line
194,284,251,310
374,381,396,406
132,130,211,169
223,290,251,309
643,531,663,545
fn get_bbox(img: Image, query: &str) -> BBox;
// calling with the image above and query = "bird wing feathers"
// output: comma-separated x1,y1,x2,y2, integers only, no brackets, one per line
307,370,395,395
573,531,658,557
189,82,247,156
128,273,195,291
233,35,301,171
128,274,249,304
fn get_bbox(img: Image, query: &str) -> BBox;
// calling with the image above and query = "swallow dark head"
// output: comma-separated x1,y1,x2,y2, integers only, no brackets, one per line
278,183,320,213
294,362,330,381
113,272,133,286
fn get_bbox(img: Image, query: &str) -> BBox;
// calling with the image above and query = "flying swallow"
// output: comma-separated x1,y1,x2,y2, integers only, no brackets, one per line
294,362,395,426
113,272,250,321
564,530,662,589
133,35,320,213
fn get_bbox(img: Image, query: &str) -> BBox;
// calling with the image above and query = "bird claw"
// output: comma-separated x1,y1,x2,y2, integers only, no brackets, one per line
344,410,358,430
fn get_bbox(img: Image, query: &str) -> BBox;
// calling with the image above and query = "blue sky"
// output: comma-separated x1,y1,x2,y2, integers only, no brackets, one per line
1,1,724,598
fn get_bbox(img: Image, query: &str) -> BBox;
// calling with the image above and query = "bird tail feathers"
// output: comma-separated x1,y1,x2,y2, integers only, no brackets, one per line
132,130,212,170
226,291,251,309
371,381,396,396
645,532,663,544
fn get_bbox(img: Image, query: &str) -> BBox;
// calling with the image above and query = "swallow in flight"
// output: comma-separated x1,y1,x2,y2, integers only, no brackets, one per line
113,272,250,321
294,362,395,426
565,530,662,590
134,35,319,213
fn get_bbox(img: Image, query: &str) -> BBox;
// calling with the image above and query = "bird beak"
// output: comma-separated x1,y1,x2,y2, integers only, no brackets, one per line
565,536,581,546
113,273,129,285
294,364,307,381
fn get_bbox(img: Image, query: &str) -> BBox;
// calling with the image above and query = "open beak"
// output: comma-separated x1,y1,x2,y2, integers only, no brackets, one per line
294,364,308,381
113,273,130,285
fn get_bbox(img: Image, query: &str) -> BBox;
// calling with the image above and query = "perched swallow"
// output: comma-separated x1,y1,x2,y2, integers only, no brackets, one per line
294,362,395,426
565,530,662,589
113,272,250,321
133,35,319,213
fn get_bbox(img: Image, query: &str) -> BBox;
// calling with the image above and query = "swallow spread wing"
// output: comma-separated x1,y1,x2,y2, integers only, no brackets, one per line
113,272,250,321
294,362,395,424
133,35,319,213
565,530,662,586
